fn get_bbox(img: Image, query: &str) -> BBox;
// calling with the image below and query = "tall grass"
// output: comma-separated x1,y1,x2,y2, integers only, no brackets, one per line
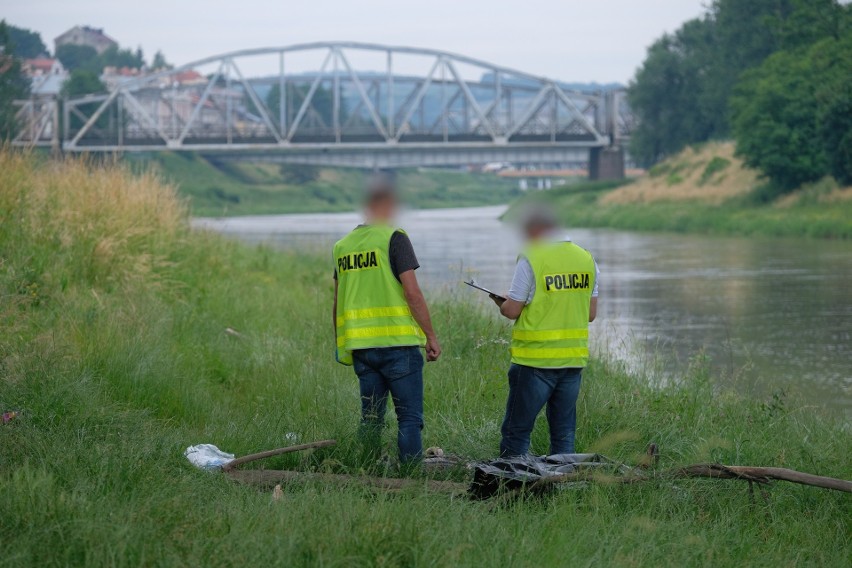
1,151,850,566
605,142,759,205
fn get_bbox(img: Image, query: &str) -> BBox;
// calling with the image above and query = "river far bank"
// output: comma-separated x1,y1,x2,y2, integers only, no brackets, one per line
1,151,850,566
508,142,852,240
129,151,521,217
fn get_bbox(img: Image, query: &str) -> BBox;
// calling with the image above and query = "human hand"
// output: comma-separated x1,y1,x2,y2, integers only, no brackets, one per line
489,293,506,307
425,336,442,362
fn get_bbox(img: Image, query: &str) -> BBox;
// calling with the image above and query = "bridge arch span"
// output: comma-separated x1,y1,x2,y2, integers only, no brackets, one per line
14,41,632,173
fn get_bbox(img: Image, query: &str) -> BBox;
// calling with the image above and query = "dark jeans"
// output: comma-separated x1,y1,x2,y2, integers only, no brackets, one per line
353,346,424,462
500,364,582,457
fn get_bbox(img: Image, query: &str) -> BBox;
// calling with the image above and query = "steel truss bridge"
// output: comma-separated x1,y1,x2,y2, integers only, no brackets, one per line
13,42,633,170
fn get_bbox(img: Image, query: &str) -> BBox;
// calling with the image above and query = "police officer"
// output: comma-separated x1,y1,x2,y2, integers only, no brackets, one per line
333,175,441,464
490,206,599,457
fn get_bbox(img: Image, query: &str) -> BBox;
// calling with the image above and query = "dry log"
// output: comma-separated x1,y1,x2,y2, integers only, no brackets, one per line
530,463,852,493
221,440,337,472
226,469,468,496
675,464,852,493
222,442,851,498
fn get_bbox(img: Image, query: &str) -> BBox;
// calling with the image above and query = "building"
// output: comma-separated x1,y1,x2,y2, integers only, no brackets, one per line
101,67,207,90
23,57,64,77
22,58,67,96
100,66,143,90
54,26,118,55
170,70,206,86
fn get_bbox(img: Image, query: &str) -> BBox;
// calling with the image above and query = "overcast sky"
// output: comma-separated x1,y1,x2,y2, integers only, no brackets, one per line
3,0,708,83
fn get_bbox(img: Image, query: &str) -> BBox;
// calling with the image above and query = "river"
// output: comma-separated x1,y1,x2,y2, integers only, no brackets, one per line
194,205,851,417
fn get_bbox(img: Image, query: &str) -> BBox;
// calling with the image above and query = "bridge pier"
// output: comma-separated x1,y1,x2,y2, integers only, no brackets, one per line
589,146,625,181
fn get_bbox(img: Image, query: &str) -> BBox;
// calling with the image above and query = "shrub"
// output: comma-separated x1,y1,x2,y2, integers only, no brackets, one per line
699,156,731,185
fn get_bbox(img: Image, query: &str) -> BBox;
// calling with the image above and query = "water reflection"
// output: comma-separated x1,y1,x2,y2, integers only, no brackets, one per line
194,206,851,416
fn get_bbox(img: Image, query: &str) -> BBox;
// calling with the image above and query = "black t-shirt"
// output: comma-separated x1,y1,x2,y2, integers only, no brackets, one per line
334,228,420,282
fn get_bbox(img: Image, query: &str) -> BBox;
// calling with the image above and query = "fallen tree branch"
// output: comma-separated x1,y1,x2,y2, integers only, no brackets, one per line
528,463,851,494
226,469,468,496
675,464,852,493
223,444,851,498
221,440,337,472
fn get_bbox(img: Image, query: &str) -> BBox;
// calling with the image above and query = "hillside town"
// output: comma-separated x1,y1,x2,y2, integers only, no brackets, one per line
21,24,203,96
8,22,268,147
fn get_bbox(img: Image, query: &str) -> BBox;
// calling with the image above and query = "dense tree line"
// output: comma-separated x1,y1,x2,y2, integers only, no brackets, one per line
0,21,30,140
7,25,47,59
629,0,850,190
55,44,146,73
264,83,343,131
732,28,851,189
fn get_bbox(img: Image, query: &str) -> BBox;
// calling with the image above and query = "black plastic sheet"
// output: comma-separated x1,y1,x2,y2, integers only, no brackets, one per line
470,453,630,499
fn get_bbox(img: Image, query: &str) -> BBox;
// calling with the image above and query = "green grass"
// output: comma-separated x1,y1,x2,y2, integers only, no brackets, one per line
507,179,852,239
699,156,732,186
1,152,850,566
129,152,520,217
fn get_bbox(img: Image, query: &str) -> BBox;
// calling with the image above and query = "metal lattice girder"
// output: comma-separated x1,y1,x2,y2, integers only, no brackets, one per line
12,96,59,147
11,42,631,154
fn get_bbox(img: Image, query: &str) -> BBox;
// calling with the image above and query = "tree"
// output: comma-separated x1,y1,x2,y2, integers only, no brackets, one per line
819,92,852,185
776,0,849,48
151,50,171,70
0,21,30,141
264,82,342,132
731,33,851,191
7,24,47,58
627,17,718,164
731,49,824,191
57,43,147,74
99,45,145,69
705,0,797,137
56,44,99,72
711,0,794,70
628,0,847,166
814,15,852,186
61,69,108,132
61,69,107,98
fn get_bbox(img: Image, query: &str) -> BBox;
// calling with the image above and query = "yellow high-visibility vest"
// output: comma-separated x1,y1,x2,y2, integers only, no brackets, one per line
333,224,425,366
510,241,596,368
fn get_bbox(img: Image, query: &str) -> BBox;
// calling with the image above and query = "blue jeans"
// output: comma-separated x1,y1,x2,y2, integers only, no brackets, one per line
353,346,424,462
500,364,582,457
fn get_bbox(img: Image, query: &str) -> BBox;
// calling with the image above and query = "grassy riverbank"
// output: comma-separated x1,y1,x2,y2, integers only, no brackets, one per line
1,151,850,566
509,143,852,239
132,152,520,217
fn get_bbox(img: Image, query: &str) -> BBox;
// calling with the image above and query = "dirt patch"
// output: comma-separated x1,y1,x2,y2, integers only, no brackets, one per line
602,142,760,205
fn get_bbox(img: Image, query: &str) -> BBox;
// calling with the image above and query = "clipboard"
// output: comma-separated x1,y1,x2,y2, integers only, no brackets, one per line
464,279,506,301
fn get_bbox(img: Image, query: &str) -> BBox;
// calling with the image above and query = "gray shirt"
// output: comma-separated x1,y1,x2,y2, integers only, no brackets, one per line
508,236,600,304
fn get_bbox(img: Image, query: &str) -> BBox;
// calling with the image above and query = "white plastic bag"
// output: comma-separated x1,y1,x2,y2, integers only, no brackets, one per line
184,444,235,470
